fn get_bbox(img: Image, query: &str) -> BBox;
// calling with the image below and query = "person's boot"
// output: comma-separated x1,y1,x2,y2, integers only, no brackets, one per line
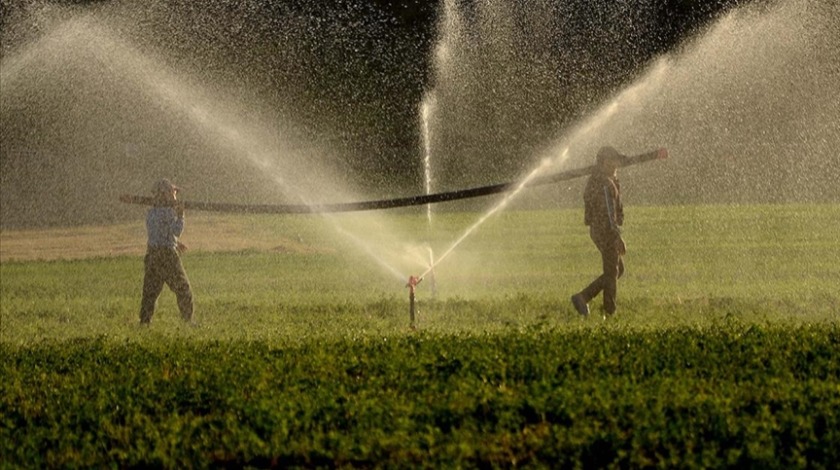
571,294,590,317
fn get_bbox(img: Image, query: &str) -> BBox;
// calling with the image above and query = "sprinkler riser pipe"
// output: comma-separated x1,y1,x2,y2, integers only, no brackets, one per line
406,275,422,328
409,291,416,327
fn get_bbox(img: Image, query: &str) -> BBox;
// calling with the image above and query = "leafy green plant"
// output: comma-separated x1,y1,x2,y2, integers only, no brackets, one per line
1,205,838,467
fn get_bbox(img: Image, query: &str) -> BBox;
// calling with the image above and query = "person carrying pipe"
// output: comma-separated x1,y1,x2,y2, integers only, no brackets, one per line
138,178,194,324
571,146,666,319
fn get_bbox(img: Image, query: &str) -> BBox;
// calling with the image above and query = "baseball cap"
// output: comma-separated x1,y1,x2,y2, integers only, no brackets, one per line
152,178,179,194
596,146,626,165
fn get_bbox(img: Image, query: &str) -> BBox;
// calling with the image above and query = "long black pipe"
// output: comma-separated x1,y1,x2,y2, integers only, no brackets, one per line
119,149,666,214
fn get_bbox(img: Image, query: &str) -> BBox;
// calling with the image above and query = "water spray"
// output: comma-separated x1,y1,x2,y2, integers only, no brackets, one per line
420,94,436,226
427,246,437,298
121,149,667,330
120,149,667,330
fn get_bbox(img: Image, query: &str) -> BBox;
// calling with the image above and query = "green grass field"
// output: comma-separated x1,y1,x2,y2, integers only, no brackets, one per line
1,204,839,467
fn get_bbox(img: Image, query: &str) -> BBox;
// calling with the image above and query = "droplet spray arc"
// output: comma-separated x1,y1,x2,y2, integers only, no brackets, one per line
420,94,436,227
417,148,669,280
404,147,667,326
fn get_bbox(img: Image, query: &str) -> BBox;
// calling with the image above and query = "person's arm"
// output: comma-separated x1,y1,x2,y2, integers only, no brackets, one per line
603,185,620,234
173,203,188,253
172,203,185,236
604,183,626,254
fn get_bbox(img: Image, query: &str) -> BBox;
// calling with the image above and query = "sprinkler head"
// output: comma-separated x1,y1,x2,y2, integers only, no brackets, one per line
406,275,422,291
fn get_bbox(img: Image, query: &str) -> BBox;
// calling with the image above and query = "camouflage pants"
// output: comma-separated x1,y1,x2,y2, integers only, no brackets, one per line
579,226,625,315
140,247,193,323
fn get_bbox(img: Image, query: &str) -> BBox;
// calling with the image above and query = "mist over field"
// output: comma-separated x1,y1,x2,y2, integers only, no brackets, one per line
2,0,837,229
2,3,839,465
